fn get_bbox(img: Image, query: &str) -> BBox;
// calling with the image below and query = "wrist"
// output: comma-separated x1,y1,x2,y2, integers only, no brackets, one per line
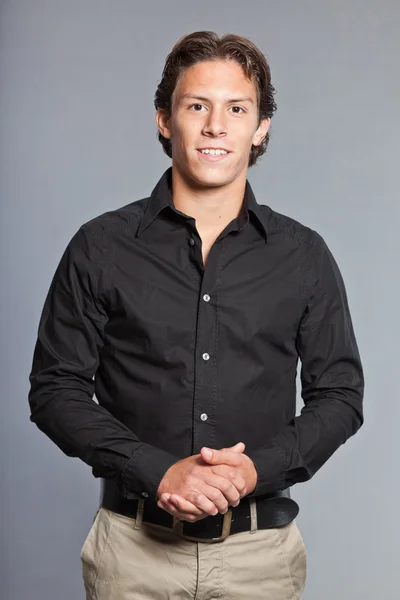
156,465,173,499
246,459,258,494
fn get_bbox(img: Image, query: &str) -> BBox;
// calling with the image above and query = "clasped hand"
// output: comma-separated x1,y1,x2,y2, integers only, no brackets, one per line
156,442,257,522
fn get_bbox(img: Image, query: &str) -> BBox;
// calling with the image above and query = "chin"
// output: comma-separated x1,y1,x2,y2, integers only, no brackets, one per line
196,173,232,188
191,165,237,188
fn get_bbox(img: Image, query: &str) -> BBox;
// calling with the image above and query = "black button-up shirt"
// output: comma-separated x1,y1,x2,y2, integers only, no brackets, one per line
28,167,364,502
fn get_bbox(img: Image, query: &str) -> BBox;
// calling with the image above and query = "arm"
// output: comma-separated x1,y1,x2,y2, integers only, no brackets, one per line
247,234,364,496
28,227,179,500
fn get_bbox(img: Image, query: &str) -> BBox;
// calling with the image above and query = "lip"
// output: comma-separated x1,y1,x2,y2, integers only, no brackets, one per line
196,148,231,162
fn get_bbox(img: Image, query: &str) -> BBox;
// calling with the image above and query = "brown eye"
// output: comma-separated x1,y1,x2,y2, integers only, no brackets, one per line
231,106,245,114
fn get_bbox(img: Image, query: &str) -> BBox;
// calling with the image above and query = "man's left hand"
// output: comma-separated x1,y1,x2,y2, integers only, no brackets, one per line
199,446,257,496
158,444,257,520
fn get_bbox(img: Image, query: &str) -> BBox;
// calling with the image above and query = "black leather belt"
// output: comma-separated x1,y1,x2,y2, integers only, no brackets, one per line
101,480,299,543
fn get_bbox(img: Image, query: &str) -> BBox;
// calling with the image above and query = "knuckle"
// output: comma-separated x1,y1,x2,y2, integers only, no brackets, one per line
219,479,230,492
187,493,199,505
232,489,240,500
215,491,226,505
208,488,220,501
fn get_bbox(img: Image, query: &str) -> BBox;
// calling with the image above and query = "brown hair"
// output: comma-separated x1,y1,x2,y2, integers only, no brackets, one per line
154,31,277,167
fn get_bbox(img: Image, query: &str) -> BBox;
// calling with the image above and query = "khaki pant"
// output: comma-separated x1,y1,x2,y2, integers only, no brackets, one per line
80,506,307,599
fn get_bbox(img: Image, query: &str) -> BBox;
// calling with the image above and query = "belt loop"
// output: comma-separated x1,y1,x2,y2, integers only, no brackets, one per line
172,516,184,536
249,497,258,534
134,499,145,530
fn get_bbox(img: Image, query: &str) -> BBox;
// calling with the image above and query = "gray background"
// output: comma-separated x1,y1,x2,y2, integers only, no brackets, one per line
1,1,398,598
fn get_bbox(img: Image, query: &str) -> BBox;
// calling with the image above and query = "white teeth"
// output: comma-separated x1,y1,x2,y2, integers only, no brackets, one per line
200,149,227,156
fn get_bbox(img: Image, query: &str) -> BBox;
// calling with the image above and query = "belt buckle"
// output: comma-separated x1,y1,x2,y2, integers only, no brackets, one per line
173,509,233,544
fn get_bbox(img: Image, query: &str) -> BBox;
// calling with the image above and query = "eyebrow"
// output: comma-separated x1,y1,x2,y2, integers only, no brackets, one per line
179,94,254,104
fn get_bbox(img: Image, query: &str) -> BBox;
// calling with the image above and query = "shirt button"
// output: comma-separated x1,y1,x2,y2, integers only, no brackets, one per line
202,352,210,361
203,294,210,302
189,238,195,246
142,492,148,498
200,413,208,421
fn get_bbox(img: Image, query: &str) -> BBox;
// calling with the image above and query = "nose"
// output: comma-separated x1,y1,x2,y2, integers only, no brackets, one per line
202,107,227,137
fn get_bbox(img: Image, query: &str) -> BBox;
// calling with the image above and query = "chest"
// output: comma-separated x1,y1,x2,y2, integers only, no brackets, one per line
104,232,306,351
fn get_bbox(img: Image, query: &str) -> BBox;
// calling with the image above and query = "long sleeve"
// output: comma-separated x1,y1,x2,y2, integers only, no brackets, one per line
28,227,178,500
248,234,364,496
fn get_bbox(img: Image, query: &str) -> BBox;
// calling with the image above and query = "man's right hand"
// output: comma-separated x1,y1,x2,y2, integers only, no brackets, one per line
156,442,247,522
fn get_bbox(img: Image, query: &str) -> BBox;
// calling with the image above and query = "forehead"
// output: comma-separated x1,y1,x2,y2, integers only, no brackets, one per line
174,60,257,101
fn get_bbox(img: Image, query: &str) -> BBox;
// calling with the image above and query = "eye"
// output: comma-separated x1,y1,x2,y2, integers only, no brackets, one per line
189,104,206,111
230,106,245,114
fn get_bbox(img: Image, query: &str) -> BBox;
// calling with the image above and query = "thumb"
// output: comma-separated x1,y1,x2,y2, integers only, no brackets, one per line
201,442,245,464
200,447,219,463
226,442,245,453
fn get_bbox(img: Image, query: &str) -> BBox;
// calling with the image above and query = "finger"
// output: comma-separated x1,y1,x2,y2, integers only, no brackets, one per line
186,484,232,514
159,493,171,502
169,494,205,516
203,473,241,506
158,496,186,517
157,496,172,511
210,465,247,497
159,489,219,517
159,493,212,519
220,442,245,453
160,497,209,522
169,493,219,517
201,447,242,467
213,442,245,454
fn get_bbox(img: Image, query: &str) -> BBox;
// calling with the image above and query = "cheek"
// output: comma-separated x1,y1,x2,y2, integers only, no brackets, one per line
172,122,198,151
233,122,257,146
236,135,256,158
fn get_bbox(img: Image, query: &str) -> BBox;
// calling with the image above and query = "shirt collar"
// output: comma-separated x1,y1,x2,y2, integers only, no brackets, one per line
135,167,269,243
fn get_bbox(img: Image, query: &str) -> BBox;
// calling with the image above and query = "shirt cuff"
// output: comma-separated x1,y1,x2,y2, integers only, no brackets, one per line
246,441,289,496
120,443,180,501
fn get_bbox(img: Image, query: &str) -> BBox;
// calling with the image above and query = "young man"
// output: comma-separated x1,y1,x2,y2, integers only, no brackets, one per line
28,31,364,599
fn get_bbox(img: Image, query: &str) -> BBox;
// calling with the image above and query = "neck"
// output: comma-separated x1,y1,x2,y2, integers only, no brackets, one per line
171,166,247,236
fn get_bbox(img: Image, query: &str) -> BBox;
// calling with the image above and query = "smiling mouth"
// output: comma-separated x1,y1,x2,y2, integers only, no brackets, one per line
197,148,231,161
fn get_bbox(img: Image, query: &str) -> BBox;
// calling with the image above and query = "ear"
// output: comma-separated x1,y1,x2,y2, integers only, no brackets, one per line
156,109,172,140
252,117,271,147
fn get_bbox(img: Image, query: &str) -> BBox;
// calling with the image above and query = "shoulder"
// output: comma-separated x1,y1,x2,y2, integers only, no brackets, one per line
78,197,148,242
260,205,325,251
60,197,148,271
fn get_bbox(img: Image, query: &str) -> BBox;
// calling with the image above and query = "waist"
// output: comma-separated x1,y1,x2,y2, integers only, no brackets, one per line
101,479,299,543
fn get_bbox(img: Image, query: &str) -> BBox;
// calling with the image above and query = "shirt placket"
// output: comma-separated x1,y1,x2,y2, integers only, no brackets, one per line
188,228,229,456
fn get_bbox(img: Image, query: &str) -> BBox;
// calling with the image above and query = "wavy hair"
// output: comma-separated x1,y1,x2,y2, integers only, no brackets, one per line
154,31,277,167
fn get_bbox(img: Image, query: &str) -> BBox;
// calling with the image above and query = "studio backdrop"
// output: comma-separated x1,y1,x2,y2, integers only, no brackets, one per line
1,1,398,599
